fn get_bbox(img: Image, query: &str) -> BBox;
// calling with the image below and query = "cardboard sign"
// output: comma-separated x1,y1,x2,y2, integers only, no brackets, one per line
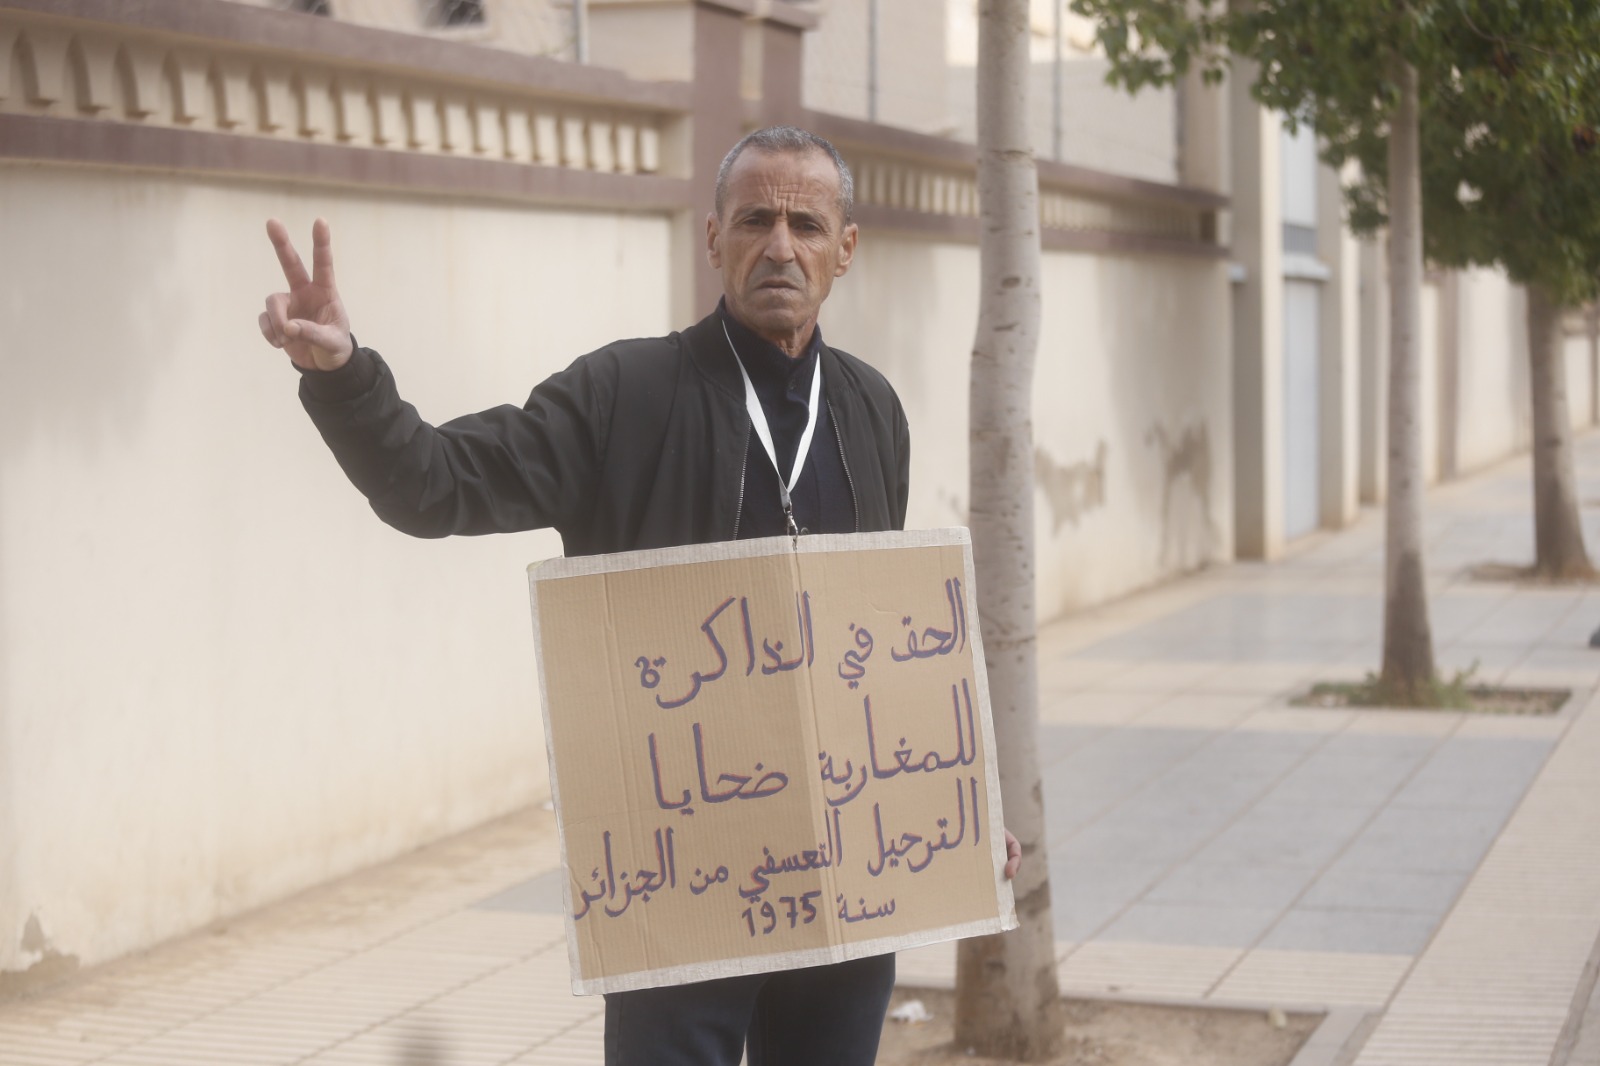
528,529,1016,995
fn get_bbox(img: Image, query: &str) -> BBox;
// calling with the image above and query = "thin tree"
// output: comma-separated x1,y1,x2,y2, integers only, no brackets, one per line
1381,56,1437,702
954,0,1064,1059
1070,0,1443,702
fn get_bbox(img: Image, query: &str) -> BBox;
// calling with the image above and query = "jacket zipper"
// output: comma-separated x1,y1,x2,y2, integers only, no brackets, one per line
828,399,861,532
732,423,751,540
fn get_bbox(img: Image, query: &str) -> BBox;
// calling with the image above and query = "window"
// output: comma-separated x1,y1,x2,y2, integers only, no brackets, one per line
291,0,332,14
427,0,486,26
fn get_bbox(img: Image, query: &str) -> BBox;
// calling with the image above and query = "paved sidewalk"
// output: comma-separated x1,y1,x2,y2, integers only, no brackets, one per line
7,437,1600,1065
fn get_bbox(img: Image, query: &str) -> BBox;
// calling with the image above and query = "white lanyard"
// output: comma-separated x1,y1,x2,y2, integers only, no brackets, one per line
723,321,821,537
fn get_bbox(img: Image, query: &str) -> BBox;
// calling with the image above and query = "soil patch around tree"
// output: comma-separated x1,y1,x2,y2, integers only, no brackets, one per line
1467,561,1600,585
1292,678,1569,715
875,987,1321,1066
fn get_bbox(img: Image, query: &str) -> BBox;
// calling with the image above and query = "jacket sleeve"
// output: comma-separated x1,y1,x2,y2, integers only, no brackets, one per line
892,395,911,531
298,346,608,539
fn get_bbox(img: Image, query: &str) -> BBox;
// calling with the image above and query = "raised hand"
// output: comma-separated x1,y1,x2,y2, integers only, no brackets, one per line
260,217,353,371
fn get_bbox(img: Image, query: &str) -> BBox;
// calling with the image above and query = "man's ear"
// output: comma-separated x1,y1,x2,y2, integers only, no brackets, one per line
834,222,859,277
706,212,722,269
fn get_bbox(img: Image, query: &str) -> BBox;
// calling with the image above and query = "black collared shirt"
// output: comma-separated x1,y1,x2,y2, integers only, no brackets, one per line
718,300,855,538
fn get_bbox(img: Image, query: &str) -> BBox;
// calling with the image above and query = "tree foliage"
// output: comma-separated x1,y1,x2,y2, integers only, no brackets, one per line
1071,0,1600,305
1416,5,1600,306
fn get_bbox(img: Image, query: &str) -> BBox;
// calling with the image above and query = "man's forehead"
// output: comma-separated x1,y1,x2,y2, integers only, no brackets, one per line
724,149,841,199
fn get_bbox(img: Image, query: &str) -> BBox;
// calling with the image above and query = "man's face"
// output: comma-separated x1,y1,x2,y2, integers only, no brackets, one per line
707,148,858,354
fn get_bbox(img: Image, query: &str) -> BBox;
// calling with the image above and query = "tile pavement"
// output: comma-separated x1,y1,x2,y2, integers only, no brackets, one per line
7,437,1600,1064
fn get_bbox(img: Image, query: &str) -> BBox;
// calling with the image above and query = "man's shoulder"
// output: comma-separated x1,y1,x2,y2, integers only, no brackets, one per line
822,344,902,407
579,330,681,364
560,312,727,379
553,330,685,387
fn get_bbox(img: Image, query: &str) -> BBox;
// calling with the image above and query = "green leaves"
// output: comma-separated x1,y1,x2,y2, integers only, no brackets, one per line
1076,0,1600,305
1068,0,1233,91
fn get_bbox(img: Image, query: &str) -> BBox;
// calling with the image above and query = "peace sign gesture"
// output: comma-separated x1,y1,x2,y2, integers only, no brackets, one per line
259,218,353,371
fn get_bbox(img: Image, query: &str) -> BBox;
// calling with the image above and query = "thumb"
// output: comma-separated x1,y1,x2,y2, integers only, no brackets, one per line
286,318,351,354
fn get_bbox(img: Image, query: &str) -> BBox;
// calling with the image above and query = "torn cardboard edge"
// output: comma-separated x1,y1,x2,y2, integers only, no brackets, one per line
571,914,1015,997
528,528,1016,997
531,529,976,582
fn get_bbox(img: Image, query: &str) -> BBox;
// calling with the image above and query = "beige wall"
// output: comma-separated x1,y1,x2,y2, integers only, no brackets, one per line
944,58,1178,184
802,0,950,134
823,234,1234,620
588,1,697,82
1566,324,1595,430
941,0,1179,183
1450,268,1532,474
1420,278,1441,482
0,163,674,980
1382,265,1595,488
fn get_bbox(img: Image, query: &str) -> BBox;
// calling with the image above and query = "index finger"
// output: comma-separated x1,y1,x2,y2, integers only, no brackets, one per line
266,218,311,289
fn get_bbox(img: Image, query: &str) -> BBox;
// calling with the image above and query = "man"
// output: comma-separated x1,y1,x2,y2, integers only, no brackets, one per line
259,126,1018,1065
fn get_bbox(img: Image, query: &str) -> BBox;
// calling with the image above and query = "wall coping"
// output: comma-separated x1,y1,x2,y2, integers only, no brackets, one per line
0,0,692,111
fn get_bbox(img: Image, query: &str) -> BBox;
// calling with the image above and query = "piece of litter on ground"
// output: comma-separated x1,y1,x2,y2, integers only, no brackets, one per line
1267,1006,1287,1029
890,999,933,1024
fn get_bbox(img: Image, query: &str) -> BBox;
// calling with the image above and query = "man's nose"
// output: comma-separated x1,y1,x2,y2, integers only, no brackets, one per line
763,220,796,262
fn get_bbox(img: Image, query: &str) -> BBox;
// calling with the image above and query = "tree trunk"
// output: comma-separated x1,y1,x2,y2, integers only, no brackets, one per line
1526,281,1595,579
1378,57,1438,703
952,0,1063,1060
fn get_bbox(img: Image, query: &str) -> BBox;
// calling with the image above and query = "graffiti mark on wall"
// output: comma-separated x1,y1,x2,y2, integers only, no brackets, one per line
1147,421,1218,567
1034,441,1108,533
938,488,969,527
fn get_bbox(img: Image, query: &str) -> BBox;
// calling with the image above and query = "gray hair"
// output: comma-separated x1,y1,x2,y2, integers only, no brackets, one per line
713,126,855,224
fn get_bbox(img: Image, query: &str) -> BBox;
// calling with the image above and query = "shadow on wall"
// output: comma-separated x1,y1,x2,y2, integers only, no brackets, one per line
1092,253,1228,578
1146,420,1218,569
0,914,81,999
1034,440,1108,533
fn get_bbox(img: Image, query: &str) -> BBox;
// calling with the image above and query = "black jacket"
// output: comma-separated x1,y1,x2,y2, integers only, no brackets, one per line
299,311,911,557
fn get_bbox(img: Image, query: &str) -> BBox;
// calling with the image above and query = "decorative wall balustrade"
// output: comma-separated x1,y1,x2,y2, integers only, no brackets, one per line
854,154,979,219
0,0,689,203
0,0,1225,251
812,112,1224,257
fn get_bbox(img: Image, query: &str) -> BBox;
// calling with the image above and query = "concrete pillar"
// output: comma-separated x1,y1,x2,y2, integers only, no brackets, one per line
1318,159,1361,527
751,1,816,127
1178,61,1228,195
1357,236,1389,503
591,0,812,323
1434,269,1461,480
686,0,752,321
1229,62,1284,560
1589,304,1599,426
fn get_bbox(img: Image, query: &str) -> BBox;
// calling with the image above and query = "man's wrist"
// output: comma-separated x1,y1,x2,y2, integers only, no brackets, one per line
298,334,378,402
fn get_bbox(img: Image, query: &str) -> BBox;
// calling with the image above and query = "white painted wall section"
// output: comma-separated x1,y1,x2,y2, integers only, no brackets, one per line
0,164,675,980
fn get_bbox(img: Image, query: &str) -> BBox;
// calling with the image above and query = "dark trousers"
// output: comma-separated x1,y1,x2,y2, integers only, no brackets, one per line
603,953,896,1066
